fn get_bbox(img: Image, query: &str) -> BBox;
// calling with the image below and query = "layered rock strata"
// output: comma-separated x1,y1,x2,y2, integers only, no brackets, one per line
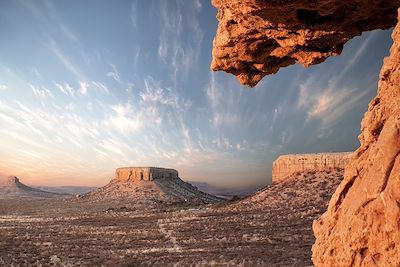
211,0,400,86
272,152,352,183
115,167,178,182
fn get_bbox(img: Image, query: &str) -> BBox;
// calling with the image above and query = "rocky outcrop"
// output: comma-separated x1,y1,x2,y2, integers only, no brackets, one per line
211,1,400,265
115,167,178,182
0,176,66,199
312,12,400,266
83,167,223,205
272,152,352,183
0,176,20,188
211,0,400,86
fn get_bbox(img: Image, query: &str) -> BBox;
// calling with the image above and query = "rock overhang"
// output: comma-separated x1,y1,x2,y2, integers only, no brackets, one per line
211,0,400,86
211,1,400,265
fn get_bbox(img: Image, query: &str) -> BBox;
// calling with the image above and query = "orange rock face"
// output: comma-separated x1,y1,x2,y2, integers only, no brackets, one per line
272,152,352,183
211,0,400,86
211,1,400,265
115,167,179,182
312,11,400,266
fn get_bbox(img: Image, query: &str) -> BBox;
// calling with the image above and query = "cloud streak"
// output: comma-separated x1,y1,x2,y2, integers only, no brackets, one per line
47,39,86,81
107,64,122,84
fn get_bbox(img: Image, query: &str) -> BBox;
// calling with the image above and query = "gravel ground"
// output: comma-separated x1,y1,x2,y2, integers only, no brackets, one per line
0,170,343,267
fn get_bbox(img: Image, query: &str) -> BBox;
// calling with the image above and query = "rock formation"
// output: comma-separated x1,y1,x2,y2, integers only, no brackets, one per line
0,176,65,199
83,167,222,205
211,1,400,265
312,12,400,266
115,167,178,182
211,0,400,86
272,152,352,183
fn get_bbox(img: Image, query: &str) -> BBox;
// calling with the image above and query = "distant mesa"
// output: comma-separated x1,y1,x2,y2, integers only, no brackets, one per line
82,167,223,205
0,176,68,199
272,152,352,183
115,167,179,182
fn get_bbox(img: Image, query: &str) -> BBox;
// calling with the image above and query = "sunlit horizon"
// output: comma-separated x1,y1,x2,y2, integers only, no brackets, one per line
0,1,393,188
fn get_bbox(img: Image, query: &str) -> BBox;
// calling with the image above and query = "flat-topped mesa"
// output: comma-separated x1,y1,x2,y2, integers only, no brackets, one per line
115,167,179,182
84,167,223,204
272,152,352,183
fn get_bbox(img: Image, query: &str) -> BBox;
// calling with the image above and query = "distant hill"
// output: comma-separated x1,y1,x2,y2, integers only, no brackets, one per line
36,186,97,195
0,176,69,199
187,181,261,199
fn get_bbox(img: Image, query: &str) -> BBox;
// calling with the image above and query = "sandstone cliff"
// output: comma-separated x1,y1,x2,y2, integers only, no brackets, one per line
312,11,400,266
115,167,178,182
211,0,400,86
272,152,352,183
211,1,400,266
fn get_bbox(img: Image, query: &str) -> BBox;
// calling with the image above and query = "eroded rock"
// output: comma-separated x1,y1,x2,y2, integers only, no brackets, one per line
272,152,352,183
211,0,400,86
211,1,400,265
115,167,179,182
312,12,400,266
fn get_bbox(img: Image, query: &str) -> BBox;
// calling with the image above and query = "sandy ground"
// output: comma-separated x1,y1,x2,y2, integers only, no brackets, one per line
0,170,343,267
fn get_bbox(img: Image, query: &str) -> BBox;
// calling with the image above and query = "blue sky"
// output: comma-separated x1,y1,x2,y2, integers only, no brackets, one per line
0,0,393,187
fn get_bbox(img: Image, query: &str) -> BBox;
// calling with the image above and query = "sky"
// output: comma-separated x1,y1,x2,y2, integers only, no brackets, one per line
0,0,394,188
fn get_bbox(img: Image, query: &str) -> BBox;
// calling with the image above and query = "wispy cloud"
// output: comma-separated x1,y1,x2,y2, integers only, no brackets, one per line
329,30,379,88
0,85,7,90
133,47,141,66
55,82,75,97
79,81,89,95
32,68,42,80
206,73,242,129
47,39,85,81
107,63,122,84
30,84,54,101
298,78,372,129
130,0,139,30
35,0,80,43
107,101,143,135
156,1,203,82
91,81,110,95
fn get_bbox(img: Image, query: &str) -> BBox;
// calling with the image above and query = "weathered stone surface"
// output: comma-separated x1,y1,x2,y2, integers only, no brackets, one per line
211,0,400,265
272,152,352,183
211,0,400,86
115,167,178,182
312,12,400,266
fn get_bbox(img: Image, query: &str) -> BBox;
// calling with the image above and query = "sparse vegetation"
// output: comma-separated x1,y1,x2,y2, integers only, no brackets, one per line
0,169,344,266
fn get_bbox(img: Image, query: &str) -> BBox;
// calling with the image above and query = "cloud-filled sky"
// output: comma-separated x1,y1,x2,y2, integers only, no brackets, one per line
0,0,393,187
